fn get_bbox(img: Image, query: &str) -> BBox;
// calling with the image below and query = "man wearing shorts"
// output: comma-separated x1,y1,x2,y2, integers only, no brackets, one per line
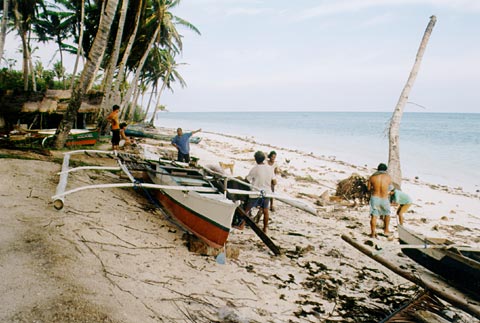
106,105,120,150
245,151,275,233
367,163,392,238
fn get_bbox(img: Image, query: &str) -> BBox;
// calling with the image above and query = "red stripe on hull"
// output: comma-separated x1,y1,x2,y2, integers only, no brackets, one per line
65,139,97,146
155,191,229,248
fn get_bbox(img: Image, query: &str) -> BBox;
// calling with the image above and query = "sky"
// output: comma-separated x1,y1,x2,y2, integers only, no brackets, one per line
3,0,480,113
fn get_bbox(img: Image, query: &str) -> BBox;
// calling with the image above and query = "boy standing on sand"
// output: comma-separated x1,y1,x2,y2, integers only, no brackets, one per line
106,105,120,150
245,151,275,233
367,163,393,238
171,127,202,163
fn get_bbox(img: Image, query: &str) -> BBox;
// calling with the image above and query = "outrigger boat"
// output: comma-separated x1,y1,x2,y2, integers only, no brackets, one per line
398,224,480,300
52,149,316,254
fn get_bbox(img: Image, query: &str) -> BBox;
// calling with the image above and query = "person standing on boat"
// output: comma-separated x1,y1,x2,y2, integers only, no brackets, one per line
106,105,120,150
367,163,393,238
171,128,202,163
245,151,275,233
390,187,412,226
267,151,280,212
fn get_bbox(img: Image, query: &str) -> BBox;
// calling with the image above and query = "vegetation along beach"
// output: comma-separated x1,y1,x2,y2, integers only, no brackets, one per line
1,1,479,322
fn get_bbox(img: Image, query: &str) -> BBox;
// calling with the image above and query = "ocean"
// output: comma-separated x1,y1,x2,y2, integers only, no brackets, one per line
154,112,480,193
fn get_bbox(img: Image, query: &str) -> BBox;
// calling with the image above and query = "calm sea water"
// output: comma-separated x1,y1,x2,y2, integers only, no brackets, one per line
154,112,480,193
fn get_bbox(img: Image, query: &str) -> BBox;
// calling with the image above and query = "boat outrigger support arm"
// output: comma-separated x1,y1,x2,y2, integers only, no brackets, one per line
53,150,117,210
52,150,217,210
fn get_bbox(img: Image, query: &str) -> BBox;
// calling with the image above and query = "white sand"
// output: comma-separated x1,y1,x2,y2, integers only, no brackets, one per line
0,130,479,323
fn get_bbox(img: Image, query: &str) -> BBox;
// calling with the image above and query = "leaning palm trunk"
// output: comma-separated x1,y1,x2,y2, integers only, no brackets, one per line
70,0,85,90
0,0,9,62
100,0,129,118
148,71,171,125
388,16,437,187
112,0,143,109
54,0,119,149
85,0,113,92
120,24,161,113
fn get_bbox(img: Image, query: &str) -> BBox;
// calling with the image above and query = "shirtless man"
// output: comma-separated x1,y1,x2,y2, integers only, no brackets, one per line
367,163,393,238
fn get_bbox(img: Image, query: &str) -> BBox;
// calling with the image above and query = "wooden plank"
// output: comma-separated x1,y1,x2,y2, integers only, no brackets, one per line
237,207,281,256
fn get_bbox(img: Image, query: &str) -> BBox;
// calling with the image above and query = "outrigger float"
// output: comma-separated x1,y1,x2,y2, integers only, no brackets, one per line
52,148,317,255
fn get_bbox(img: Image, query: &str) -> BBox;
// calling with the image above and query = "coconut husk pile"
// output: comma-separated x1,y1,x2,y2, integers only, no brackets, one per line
335,173,370,204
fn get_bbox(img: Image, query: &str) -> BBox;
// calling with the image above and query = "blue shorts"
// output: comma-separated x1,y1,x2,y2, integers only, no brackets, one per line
247,197,270,210
370,196,391,217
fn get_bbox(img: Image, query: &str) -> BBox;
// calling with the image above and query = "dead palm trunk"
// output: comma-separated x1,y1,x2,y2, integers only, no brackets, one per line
388,16,437,187
54,0,119,149
0,0,9,62
70,0,85,90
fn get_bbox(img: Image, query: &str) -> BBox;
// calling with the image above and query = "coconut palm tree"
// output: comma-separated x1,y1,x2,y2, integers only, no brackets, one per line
12,0,41,91
54,0,119,149
148,48,185,125
34,0,75,89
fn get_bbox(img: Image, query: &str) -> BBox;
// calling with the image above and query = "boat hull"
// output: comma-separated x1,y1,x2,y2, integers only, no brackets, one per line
148,164,237,248
398,225,480,299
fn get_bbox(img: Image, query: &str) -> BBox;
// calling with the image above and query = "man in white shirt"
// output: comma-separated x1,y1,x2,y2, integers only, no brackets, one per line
245,151,275,233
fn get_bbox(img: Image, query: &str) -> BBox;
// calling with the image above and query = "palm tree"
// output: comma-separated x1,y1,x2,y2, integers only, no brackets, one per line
99,0,129,115
12,0,41,91
388,16,437,187
120,0,199,112
148,48,185,125
34,0,75,89
0,0,9,62
54,0,119,149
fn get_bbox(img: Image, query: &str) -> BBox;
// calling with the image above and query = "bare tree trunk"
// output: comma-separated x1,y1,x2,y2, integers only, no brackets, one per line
70,0,85,90
54,0,119,149
0,0,9,62
388,16,437,188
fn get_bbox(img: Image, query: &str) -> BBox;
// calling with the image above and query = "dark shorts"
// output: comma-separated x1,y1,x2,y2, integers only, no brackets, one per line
178,152,190,163
247,197,270,210
111,129,120,145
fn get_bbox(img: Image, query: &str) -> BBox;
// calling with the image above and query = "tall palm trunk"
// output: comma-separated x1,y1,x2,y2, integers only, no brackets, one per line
100,0,129,118
0,0,9,62
85,0,113,92
112,0,143,110
142,84,157,122
13,2,30,91
388,16,437,187
148,69,171,125
70,0,85,90
54,0,120,149
120,24,161,112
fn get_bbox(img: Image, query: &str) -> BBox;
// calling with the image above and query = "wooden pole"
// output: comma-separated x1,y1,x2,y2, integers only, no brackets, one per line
341,234,480,319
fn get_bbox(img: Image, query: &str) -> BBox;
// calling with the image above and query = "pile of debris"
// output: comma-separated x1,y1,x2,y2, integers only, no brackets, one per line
335,173,370,204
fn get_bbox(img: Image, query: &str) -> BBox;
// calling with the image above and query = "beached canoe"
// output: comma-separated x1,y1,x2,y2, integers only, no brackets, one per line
147,161,238,248
398,224,480,299
125,125,201,144
39,129,99,147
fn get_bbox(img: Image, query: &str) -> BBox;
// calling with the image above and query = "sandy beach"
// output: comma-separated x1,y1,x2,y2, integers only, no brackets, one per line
1,129,479,323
